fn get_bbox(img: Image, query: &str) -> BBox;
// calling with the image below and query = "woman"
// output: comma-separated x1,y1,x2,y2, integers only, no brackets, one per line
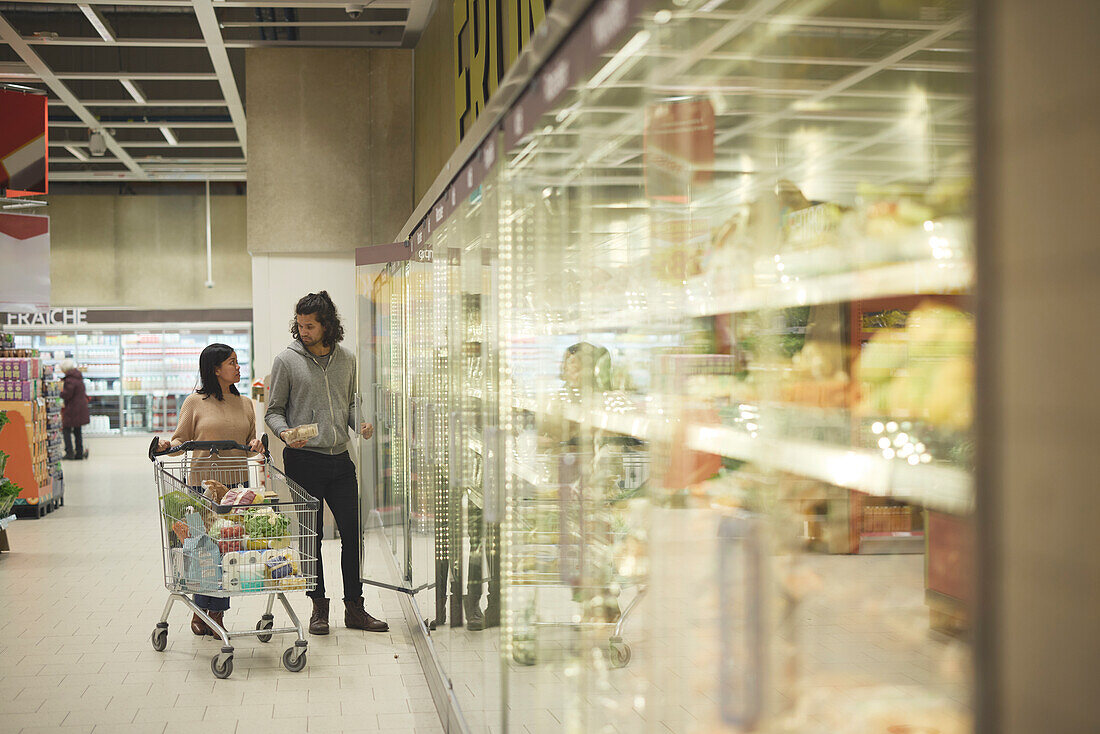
59,359,90,460
157,343,263,637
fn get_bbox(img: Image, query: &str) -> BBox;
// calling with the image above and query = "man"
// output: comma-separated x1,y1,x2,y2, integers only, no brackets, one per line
265,291,389,635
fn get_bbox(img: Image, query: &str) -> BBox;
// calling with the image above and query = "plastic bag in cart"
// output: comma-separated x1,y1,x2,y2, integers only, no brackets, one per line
181,508,222,591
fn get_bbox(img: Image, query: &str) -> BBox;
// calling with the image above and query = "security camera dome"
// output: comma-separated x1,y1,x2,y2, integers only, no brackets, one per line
88,131,107,157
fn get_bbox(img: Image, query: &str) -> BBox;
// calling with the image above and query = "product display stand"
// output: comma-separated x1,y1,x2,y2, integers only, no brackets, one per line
0,406,55,518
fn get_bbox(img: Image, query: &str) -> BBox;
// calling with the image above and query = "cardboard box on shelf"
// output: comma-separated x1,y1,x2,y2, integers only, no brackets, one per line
0,358,39,380
0,380,37,400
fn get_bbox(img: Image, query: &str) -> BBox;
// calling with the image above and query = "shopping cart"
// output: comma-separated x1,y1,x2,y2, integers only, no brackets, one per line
147,436,319,679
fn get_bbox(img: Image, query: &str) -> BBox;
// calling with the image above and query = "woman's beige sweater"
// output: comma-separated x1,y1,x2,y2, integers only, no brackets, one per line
171,392,257,485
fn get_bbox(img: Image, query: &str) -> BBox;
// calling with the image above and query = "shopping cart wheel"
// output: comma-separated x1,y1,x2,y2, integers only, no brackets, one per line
282,646,307,673
211,648,234,679
608,638,631,668
150,627,168,652
256,619,274,643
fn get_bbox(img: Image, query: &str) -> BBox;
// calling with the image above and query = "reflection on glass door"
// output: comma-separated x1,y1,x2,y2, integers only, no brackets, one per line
359,0,976,732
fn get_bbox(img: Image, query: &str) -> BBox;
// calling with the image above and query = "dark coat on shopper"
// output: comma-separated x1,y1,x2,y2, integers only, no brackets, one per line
60,368,90,428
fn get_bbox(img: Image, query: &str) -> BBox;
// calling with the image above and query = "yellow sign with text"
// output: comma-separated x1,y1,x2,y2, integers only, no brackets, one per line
454,0,549,141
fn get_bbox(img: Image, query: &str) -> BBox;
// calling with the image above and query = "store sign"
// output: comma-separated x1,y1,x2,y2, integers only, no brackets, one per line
5,307,87,326
3,307,253,327
455,0,549,141
0,212,50,312
644,99,716,201
415,0,643,248
504,0,647,149
0,87,48,197
355,241,412,266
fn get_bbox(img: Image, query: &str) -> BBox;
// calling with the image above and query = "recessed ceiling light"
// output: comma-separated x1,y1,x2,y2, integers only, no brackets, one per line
32,31,59,40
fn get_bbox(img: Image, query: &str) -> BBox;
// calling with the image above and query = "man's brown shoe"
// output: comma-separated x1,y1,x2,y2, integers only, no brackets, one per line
207,610,225,637
310,597,331,635
344,597,389,632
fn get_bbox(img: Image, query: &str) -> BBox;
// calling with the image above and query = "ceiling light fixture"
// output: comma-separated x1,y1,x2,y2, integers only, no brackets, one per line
64,145,89,161
78,4,116,43
160,126,178,145
120,79,146,104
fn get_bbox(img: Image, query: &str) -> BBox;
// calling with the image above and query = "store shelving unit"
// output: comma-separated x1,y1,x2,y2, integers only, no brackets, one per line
14,326,252,435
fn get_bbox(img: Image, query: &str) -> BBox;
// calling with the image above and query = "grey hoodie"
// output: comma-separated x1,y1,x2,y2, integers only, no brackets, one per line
265,340,358,455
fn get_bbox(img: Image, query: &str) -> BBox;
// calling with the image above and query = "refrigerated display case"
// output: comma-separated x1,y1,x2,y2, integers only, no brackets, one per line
12,326,252,434
361,0,976,732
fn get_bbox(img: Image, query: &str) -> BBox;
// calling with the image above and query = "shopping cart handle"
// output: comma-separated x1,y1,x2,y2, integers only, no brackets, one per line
148,437,266,462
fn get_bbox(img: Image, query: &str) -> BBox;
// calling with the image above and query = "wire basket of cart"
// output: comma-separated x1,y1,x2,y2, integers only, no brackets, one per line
147,436,319,679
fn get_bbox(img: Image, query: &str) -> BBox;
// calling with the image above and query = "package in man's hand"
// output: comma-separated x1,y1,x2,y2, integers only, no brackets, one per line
283,423,319,443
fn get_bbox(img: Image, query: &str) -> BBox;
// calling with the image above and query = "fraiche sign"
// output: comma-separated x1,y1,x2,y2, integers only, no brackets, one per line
5,308,87,326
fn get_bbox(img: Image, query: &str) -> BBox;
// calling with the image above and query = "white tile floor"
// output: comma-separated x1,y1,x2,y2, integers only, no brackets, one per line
0,437,445,734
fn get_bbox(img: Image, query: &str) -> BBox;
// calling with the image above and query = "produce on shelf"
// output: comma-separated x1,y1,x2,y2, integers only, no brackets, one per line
855,301,974,429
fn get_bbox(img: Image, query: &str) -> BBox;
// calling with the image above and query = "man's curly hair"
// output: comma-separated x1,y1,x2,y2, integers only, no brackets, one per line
291,291,345,347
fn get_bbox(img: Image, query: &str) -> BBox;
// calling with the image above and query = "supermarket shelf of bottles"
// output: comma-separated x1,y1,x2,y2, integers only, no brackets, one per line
12,329,251,435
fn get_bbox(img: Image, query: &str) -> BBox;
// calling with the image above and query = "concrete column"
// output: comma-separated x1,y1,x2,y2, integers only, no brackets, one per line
246,47,414,379
979,1,1100,731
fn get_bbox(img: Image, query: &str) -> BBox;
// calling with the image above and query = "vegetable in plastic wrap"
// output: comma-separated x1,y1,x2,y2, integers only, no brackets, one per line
243,506,290,539
160,490,195,521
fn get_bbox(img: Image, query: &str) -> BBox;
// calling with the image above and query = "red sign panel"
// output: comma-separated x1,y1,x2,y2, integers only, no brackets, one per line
0,88,49,197
644,99,715,202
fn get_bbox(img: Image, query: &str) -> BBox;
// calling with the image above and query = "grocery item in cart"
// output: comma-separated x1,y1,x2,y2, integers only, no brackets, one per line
262,548,300,580
243,506,290,549
201,479,231,503
181,508,222,591
210,517,244,553
220,487,258,509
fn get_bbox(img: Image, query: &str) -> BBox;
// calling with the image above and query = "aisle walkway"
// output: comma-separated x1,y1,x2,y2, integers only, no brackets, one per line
0,437,443,734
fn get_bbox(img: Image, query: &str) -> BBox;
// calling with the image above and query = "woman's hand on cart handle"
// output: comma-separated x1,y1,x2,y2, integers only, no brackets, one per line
158,438,172,452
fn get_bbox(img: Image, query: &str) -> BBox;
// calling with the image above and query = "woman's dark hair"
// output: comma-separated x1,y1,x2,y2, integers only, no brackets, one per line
563,342,612,391
290,290,345,347
197,343,240,401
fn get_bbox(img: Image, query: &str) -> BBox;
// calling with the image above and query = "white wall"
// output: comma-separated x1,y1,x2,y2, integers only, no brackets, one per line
250,252,357,386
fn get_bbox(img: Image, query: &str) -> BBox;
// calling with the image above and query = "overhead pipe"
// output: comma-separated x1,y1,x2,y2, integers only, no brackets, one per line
204,179,214,289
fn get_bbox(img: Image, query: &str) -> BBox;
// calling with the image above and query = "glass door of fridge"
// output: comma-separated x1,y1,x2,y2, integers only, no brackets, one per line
635,2,975,732
360,262,415,591
493,0,976,732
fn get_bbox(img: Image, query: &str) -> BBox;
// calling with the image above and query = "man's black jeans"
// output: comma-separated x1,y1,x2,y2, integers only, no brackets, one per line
283,447,362,601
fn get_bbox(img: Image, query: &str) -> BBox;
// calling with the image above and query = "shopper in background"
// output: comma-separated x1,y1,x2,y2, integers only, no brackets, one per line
59,358,89,461
265,291,387,636
156,343,264,637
